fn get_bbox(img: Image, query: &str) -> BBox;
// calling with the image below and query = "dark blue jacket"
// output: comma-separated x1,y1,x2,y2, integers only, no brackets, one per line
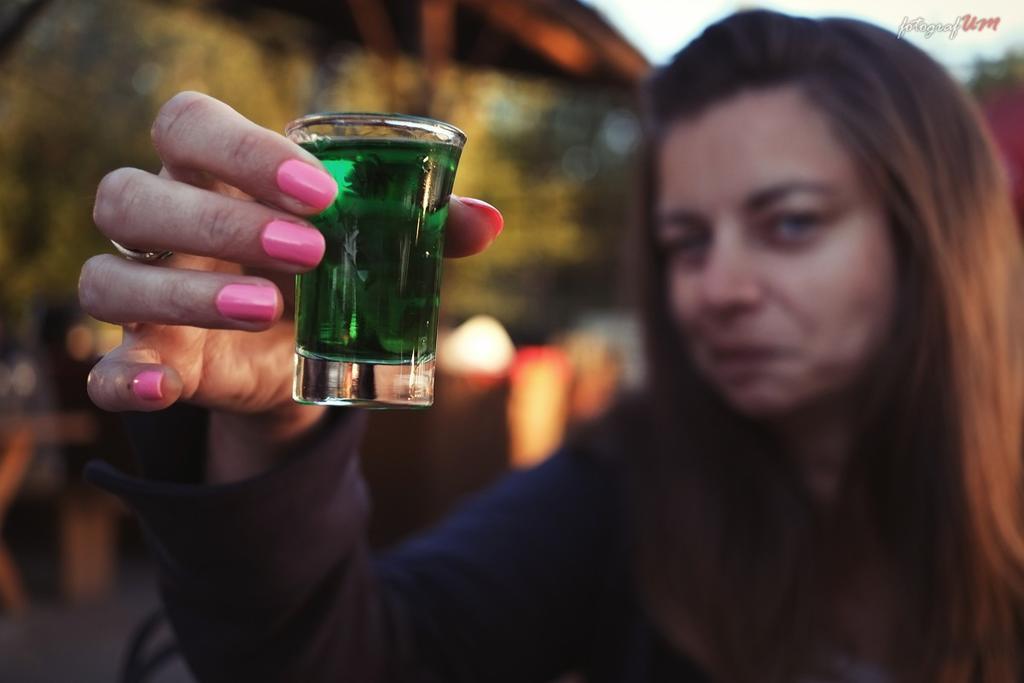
86,404,709,682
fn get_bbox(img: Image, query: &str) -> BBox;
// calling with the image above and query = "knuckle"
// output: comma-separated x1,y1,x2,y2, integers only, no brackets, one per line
85,366,106,408
222,127,263,174
151,90,210,157
197,201,239,258
86,363,124,411
78,255,117,317
161,276,198,323
94,168,145,233
86,365,110,406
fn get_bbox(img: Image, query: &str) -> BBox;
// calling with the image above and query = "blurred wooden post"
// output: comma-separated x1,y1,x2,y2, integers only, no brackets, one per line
507,347,572,468
459,0,597,77
0,411,119,605
361,371,511,546
0,426,34,614
58,489,120,604
346,0,402,110
0,0,53,64
420,0,455,115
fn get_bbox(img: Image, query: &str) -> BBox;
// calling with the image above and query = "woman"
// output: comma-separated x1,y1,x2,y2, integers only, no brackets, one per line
78,10,1024,683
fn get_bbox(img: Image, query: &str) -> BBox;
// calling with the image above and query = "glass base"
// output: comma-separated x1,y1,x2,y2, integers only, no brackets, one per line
292,353,434,408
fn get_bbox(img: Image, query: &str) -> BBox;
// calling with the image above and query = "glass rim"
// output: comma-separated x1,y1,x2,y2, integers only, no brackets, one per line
285,112,466,148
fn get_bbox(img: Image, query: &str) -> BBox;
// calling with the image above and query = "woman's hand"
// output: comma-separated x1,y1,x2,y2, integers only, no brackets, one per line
79,91,502,432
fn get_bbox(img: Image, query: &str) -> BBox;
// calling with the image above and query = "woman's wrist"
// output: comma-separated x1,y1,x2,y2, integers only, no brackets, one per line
205,403,329,484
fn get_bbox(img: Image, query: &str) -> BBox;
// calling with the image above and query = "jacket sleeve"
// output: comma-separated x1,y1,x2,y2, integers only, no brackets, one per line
85,403,621,683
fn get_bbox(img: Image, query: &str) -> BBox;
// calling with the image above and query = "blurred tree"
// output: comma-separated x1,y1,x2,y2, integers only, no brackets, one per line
0,0,54,62
967,48,1024,99
0,0,316,319
966,49,1024,227
0,0,637,340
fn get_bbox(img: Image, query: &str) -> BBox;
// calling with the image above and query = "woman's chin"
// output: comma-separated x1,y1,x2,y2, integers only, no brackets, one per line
715,381,802,420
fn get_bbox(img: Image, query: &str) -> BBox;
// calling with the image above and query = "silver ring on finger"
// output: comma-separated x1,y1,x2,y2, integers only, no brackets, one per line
110,239,174,263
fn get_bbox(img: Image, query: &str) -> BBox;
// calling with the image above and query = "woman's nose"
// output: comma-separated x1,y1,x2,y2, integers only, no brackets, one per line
698,241,762,313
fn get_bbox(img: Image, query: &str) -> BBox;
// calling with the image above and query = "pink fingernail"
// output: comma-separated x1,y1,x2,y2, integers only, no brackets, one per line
455,196,504,236
276,160,337,211
132,371,164,401
260,220,325,268
215,284,278,322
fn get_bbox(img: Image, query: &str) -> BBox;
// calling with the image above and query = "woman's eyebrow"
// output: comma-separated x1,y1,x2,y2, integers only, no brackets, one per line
745,181,836,211
657,182,838,228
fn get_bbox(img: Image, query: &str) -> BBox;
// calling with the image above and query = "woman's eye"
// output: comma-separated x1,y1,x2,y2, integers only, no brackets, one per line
770,213,820,242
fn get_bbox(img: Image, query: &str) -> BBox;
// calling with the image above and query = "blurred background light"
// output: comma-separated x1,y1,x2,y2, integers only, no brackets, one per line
437,314,516,378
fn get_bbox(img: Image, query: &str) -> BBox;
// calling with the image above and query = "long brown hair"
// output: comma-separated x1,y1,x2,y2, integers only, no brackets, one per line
597,10,1024,682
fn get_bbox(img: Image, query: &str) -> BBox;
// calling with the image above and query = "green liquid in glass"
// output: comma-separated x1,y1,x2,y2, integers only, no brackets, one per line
295,138,461,364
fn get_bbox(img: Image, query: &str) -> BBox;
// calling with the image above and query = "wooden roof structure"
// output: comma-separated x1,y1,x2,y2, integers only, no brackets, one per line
2,0,649,113
209,0,650,88
2,0,650,83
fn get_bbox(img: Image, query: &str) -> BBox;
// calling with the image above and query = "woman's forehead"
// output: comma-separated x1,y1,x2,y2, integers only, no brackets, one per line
655,86,863,211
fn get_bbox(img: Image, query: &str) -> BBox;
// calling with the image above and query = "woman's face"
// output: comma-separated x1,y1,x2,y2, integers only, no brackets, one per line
656,85,898,420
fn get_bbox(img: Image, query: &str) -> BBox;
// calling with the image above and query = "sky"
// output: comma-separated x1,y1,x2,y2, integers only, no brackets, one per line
583,0,1022,79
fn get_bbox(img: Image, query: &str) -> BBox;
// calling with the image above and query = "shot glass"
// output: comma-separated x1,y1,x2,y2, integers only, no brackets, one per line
286,113,466,407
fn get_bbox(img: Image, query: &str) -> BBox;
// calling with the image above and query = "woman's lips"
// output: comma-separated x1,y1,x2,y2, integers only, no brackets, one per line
706,346,779,378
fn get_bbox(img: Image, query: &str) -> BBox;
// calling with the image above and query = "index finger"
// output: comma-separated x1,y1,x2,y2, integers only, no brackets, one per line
151,91,338,215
